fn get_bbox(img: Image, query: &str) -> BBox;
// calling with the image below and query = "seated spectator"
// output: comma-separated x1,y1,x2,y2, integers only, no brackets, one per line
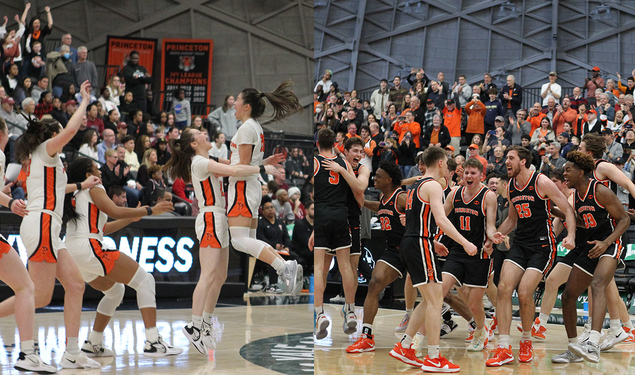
21,97,36,120
86,102,104,135
527,102,547,135
49,96,67,125
257,198,295,293
136,148,158,188
142,165,166,206
13,77,33,105
66,113,90,151
267,180,279,198
34,91,53,118
0,97,27,136
97,128,117,164
291,200,314,277
103,109,120,134
59,83,78,104
287,187,305,221
286,147,308,180
108,185,127,207
127,109,144,137
116,121,128,144
379,137,399,164
274,167,290,191
98,86,119,117
122,135,140,172
421,114,450,148
484,126,510,159
191,116,203,131
154,190,178,216
100,149,140,206
156,138,171,165
467,143,488,180
209,132,228,160
78,128,99,162
118,91,136,122
31,76,48,102
135,134,151,164
531,117,556,147
488,146,507,176
273,188,294,223
301,176,313,205
540,142,566,174
171,177,192,203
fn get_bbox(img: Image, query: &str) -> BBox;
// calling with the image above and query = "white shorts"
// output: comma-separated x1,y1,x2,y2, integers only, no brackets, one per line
20,212,65,263
65,237,121,282
195,211,230,248
227,178,261,219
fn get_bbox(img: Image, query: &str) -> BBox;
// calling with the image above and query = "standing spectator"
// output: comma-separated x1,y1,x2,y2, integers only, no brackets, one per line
73,46,98,90
541,97,558,122
572,103,588,136
467,143,488,179
24,41,45,79
1,64,20,97
442,98,461,155
406,68,430,88
436,71,451,95
527,102,547,135
78,128,99,161
389,76,408,112
171,88,191,129
422,98,439,134
55,33,77,62
552,97,577,135
209,132,228,160
285,147,307,180
291,201,314,277
314,69,332,93
381,103,399,131
207,94,240,144
570,86,587,111
584,67,605,106
541,71,562,105
451,75,472,108
498,75,523,121
272,189,294,223
97,128,117,164
465,91,487,141
507,109,531,145
426,80,445,109
393,111,420,148
31,76,48,101
398,131,416,176
121,50,151,113
484,88,503,133
49,45,74,98
1,18,25,74
407,96,425,128
616,71,635,96
359,126,376,171
288,187,305,221
86,102,104,134
370,78,390,118
21,4,53,54
479,73,497,103
603,128,623,160
557,132,574,157
584,109,602,134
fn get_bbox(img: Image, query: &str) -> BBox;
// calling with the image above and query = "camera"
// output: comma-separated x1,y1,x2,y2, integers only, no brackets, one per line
489,130,496,136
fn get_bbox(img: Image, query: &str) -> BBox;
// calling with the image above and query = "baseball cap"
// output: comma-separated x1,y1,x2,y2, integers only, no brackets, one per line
495,116,504,122
601,128,613,135
549,71,557,76
66,99,78,106
592,67,600,72
445,145,455,152
426,98,434,104
559,132,571,139
614,157,626,164
446,99,454,105
468,143,479,149
587,109,597,115
1,97,14,105
117,122,128,129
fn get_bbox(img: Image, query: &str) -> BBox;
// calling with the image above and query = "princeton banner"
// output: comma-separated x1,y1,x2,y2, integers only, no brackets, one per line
105,36,157,80
161,39,214,111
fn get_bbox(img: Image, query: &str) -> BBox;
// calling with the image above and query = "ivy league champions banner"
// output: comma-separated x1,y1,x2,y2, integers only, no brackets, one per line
161,39,214,111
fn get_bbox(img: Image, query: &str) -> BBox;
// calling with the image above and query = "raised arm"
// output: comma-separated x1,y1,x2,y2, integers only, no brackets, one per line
20,3,30,25
45,6,52,28
47,81,90,156
208,159,278,178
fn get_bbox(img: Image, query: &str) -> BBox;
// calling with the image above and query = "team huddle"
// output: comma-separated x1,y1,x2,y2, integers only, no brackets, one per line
314,126,635,373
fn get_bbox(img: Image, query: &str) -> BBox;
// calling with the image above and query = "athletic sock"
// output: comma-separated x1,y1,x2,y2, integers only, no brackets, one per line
362,323,372,336
610,319,621,333
272,258,286,274
191,315,203,329
88,330,104,344
538,313,549,326
345,303,355,313
428,344,439,359
589,330,601,345
499,335,510,348
624,319,634,330
21,340,34,355
145,327,159,343
406,308,414,316
521,331,531,340
66,338,79,354
203,311,213,326
400,334,413,349
587,317,592,327
568,337,577,344
315,306,324,315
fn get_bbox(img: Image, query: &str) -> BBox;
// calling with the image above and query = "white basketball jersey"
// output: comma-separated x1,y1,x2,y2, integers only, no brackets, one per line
229,118,264,182
26,140,67,221
192,155,225,211
66,184,108,241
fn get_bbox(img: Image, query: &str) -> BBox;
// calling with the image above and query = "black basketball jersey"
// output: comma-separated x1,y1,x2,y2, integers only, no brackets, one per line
593,159,618,195
450,185,489,259
346,164,365,221
314,154,350,221
574,180,620,246
436,178,455,248
404,177,438,239
378,188,406,252
508,171,556,245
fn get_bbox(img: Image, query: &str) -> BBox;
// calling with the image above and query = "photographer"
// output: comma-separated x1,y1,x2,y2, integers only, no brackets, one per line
392,111,420,148
398,131,417,176
484,125,510,159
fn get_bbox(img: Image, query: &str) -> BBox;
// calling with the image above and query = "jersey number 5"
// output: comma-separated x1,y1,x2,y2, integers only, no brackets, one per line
515,203,531,218
379,217,392,231
328,171,339,184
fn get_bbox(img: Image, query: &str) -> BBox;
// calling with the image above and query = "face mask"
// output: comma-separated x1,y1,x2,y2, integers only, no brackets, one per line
315,108,322,114
63,53,70,59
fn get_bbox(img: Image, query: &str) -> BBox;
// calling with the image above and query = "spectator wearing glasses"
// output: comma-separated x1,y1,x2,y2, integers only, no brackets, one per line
507,109,531,145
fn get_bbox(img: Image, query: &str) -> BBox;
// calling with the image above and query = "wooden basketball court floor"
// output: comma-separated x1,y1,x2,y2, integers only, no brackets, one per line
0,293,314,374
315,303,635,375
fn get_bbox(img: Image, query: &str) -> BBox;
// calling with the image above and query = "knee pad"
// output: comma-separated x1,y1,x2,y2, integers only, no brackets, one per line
230,227,265,258
128,268,156,309
96,283,125,316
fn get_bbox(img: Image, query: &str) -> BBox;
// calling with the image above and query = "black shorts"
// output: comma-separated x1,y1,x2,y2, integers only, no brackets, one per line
400,236,441,287
574,243,625,277
314,219,351,253
442,253,493,288
435,255,446,272
506,242,557,274
378,248,406,279
556,246,582,269
349,219,361,256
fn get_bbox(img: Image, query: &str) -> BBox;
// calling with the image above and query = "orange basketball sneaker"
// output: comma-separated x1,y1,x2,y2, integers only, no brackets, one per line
389,342,424,367
518,339,533,363
346,334,375,353
486,346,514,367
516,317,546,340
421,355,460,373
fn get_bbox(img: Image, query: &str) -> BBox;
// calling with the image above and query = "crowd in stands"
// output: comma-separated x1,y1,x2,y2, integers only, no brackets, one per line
314,66,635,202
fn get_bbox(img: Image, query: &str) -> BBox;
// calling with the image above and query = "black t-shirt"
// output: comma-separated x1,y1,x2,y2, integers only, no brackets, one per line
257,217,291,249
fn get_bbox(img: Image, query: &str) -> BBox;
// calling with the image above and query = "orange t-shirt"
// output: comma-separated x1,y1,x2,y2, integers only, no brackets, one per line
430,128,439,145
442,107,462,137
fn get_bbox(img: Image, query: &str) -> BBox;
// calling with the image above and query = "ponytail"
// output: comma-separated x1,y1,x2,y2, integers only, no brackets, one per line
241,79,303,121
162,129,196,182
14,117,61,163
62,157,94,225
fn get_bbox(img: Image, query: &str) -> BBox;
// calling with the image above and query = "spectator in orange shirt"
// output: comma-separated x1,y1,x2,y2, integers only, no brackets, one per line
335,131,346,155
465,90,487,140
345,123,359,139
393,111,421,148
552,97,577,135
442,98,461,155
528,102,547,134
467,143,488,181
